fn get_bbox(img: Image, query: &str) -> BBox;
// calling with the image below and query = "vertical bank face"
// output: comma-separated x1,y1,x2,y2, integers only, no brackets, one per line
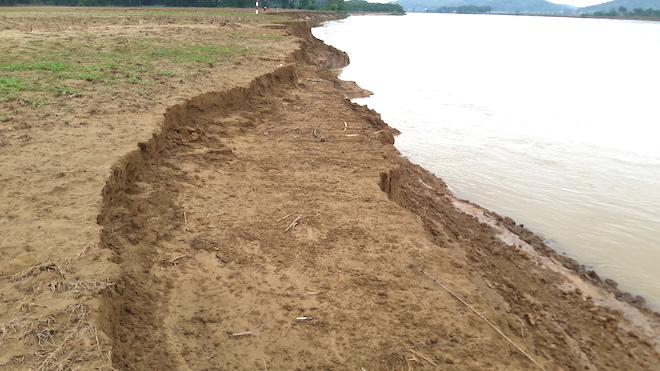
314,13,660,310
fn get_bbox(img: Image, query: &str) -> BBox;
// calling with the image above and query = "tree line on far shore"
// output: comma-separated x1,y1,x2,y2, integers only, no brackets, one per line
343,0,405,14
0,0,403,13
0,0,307,7
429,5,492,14
582,6,660,17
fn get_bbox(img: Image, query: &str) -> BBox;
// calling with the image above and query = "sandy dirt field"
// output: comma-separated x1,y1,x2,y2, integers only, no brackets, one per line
1,7,659,371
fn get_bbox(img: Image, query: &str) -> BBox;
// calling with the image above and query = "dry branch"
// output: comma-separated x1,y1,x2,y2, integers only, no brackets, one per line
231,331,253,337
408,349,437,367
17,300,51,313
284,214,303,232
276,212,295,223
33,278,116,294
283,213,319,232
413,265,548,371
12,263,65,283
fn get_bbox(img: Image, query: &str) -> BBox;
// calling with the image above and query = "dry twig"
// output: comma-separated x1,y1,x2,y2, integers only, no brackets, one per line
63,303,90,324
408,349,437,367
231,331,253,337
12,263,65,283
16,300,51,313
413,265,547,371
284,214,303,232
283,213,319,232
34,278,116,294
276,212,295,223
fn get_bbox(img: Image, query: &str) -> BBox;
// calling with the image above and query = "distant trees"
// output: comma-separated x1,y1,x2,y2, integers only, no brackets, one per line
585,7,660,18
343,0,404,14
322,0,344,11
430,5,492,14
0,0,323,8
0,0,404,12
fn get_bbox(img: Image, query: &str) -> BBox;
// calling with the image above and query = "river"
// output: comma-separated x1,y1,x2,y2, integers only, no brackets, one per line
313,13,660,309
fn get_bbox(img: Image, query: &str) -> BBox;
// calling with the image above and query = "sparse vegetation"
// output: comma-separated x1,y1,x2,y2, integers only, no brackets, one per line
0,10,270,110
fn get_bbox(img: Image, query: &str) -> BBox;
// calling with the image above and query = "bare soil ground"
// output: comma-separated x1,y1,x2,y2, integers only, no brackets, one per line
1,7,659,371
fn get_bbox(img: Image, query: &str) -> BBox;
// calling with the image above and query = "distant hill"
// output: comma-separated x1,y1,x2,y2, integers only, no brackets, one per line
395,0,575,13
581,0,660,12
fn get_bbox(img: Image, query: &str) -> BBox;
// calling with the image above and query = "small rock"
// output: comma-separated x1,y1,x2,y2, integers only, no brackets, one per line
605,278,618,287
523,313,536,326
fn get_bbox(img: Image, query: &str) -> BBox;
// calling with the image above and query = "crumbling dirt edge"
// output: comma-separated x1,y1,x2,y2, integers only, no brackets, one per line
91,13,660,370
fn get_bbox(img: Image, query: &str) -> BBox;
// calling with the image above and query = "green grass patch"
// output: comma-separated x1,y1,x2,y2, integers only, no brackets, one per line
2,61,68,71
0,77,23,91
29,98,54,107
0,77,23,100
0,11,276,108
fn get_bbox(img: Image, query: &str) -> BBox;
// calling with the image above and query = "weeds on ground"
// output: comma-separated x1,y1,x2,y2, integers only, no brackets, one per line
0,11,267,110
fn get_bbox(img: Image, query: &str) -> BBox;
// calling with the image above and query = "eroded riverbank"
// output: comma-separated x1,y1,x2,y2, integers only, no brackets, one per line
0,8,658,370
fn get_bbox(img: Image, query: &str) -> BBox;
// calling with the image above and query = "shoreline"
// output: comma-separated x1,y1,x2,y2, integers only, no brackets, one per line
1,8,659,369
322,12,658,314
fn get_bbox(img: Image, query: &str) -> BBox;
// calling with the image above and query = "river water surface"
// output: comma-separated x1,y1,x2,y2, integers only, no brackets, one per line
313,13,660,309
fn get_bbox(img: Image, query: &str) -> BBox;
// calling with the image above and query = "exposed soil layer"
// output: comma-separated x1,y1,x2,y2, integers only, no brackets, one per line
1,7,659,371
